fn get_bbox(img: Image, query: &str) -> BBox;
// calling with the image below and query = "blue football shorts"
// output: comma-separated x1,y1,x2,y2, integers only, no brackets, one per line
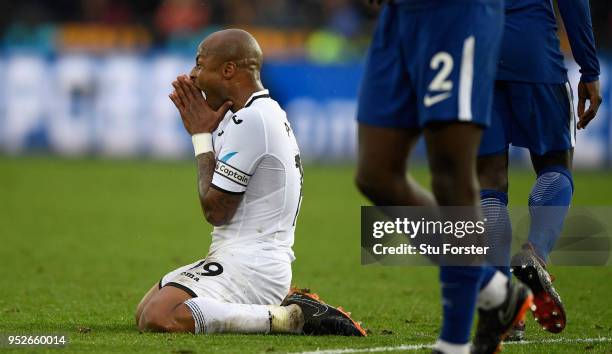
357,1,504,129
478,81,575,156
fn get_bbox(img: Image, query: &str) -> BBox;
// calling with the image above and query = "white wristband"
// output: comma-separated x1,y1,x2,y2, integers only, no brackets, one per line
192,133,213,156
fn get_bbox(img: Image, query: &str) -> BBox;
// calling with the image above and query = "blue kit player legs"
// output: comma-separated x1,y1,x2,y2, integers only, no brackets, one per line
355,1,533,353
476,0,602,340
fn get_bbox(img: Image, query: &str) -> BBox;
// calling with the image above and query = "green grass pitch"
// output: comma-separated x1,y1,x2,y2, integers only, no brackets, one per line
1,157,611,353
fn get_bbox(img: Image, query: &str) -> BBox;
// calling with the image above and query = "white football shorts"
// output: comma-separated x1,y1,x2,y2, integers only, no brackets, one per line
159,248,291,305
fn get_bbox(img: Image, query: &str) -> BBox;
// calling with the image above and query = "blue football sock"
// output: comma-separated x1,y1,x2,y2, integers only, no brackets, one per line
439,266,486,344
527,166,574,262
480,189,512,276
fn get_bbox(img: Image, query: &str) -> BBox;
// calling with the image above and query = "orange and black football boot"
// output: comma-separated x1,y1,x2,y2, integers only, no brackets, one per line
281,288,367,337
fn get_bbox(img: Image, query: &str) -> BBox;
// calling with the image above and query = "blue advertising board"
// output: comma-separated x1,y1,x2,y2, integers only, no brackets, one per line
0,54,609,167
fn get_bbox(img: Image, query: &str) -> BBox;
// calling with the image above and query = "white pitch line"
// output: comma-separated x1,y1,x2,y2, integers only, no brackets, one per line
294,337,612,354
296,343,433,354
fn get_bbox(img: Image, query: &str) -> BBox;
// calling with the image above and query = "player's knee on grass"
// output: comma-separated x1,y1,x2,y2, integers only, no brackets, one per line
139,301,194,333
135,283,160,326
138,287,195,333
138,299,173,332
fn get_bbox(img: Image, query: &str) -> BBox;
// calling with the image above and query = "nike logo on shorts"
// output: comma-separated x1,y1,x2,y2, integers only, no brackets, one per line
424,92,452,107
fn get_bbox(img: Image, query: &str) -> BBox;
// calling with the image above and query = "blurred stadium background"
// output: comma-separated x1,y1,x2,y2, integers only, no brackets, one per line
2,3,612,352
0,0,611,166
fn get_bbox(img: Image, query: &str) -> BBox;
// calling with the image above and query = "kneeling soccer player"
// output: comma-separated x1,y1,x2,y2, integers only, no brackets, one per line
135,29,365,337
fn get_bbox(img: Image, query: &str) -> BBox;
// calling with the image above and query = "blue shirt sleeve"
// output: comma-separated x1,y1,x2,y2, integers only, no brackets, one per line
557,0,600,82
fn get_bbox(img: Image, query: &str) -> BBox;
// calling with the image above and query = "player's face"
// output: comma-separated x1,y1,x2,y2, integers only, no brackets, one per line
190,50,226,110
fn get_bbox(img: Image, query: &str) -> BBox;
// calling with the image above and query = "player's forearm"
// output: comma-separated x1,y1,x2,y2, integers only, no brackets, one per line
195,152,218,222
196,151,216,191
195,153,240,226
557,0,600,82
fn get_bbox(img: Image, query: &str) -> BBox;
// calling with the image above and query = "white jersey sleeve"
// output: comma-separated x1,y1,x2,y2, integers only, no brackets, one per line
211,108,267,194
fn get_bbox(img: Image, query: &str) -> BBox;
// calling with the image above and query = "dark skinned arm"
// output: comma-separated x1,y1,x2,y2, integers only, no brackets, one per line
169,74,241,226
194,152,242,226
557,0,602,129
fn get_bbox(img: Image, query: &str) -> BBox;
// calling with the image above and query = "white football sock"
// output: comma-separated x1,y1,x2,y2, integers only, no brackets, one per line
184,297,271,334
269,304,303,334
433,339,470,354
477,271,508,310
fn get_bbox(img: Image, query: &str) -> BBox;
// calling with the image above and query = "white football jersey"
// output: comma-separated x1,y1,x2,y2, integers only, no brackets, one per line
209,89,302,263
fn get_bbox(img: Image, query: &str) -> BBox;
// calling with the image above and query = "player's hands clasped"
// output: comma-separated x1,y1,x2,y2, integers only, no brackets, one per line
169,75,233,135
577,80,602,130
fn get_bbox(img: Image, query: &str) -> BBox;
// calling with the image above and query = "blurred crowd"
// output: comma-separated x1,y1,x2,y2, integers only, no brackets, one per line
1,0,611,62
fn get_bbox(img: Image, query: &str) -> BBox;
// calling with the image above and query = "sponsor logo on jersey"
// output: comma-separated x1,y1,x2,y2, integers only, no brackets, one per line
220,151,238,162
215,160,250,186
